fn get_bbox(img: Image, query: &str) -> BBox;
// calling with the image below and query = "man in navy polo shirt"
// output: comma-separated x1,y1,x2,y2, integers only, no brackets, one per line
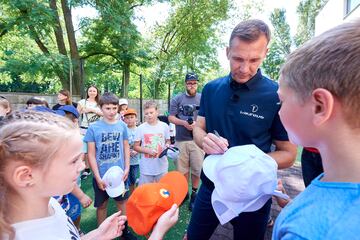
186,19,297,240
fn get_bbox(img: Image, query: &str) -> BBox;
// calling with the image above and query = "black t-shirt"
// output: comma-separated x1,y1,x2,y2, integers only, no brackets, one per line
52,102,78,110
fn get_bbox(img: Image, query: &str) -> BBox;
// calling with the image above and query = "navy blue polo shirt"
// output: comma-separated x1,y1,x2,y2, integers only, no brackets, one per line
199,70,288,186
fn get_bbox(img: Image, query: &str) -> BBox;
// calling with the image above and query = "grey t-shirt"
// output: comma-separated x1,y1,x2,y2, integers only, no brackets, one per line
169,92,201,141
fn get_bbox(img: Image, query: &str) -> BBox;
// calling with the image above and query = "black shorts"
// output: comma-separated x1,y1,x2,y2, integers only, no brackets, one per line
128,164,139,186
92,177,130,208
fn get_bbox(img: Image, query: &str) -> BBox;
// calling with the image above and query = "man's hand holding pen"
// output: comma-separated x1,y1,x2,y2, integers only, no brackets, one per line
202,130,229,155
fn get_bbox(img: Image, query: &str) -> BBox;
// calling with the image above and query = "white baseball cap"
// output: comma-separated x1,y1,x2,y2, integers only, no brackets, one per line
102,166,125,198
167,147,180,160
119,98,128,106
203,144,289,225
158,146,180,161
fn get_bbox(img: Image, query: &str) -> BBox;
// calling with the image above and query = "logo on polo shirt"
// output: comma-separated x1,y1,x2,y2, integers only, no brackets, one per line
251,104,258,113
240,104,264,119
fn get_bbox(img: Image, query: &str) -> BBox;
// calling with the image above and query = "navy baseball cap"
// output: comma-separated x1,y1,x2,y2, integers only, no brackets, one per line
185,72,198,81
33,106,61,115
58,105,79,119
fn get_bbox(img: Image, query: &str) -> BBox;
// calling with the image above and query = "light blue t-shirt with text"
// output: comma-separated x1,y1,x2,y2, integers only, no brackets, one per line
84,120,128,178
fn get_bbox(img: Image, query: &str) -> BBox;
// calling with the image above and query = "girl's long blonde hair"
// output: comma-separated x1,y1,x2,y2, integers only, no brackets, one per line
0,111,77,239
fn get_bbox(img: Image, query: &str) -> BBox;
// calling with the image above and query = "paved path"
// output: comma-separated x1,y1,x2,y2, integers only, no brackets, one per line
209,164,305,240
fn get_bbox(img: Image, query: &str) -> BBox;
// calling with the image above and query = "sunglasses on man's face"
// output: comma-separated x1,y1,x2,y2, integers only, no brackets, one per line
186,82,197,86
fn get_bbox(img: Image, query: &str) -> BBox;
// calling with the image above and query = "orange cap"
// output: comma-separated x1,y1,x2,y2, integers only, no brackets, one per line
126,171,187,235
124,108,137,117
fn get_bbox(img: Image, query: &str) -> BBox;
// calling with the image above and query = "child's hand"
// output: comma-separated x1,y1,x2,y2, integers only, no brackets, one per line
96,211,127,240
150,204,179,240
130,150,138,157
275,179,290,208
96,178,107,191
84,107,96,113
80,194,93,208
82,107,90,113
123,168,129,181
277,179,286,193
148,148,158,157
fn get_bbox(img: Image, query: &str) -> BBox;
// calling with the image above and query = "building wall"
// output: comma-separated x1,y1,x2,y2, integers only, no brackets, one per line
0,92,168,122
315,0,360,35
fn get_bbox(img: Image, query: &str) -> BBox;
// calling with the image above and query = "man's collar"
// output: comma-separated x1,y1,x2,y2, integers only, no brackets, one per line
229,69,263,90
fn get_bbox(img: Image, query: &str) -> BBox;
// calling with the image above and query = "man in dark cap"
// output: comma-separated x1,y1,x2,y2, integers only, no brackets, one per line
169,72,204,211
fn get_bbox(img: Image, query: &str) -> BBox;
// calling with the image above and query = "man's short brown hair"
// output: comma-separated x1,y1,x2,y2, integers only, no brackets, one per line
229,19,271,46
280,20,360,128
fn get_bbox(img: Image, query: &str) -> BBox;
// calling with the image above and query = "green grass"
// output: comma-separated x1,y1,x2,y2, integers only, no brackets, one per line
80,160,190,239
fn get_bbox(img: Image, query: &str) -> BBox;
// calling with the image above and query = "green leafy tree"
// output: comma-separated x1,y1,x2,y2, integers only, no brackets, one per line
0,0,153,96
148,0,230,99
0,0,81,93
263,8,292,80
263,1,327,80
294,0,327,47
80,0,151,97
0,26,64,92
236,0,264,21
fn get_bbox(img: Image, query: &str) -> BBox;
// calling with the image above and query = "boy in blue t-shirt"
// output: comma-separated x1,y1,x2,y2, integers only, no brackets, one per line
84,93,137,240
273,20,360,239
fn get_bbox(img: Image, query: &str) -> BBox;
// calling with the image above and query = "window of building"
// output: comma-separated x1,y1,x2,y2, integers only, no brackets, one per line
346,0,360,15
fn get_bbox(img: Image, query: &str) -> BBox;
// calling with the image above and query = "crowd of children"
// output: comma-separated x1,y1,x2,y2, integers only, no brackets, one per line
0,90,180,240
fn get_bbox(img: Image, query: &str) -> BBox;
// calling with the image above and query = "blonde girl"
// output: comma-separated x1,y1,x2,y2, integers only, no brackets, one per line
0,111,126,240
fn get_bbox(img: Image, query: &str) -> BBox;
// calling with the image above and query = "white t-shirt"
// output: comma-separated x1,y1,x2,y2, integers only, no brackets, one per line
10,198,80,240
78,99,101,128
135,121,170,175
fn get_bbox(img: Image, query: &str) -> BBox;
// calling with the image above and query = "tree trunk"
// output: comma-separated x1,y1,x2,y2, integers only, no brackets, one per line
61,0,82,95
154,78,160,99
123,60,130,98
18,6,70,90
154,63,165,99
49,0,70,90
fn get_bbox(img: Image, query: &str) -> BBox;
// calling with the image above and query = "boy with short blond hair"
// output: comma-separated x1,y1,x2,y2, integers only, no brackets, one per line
273,20,360,239
123,108,140,193
134,100,170,185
